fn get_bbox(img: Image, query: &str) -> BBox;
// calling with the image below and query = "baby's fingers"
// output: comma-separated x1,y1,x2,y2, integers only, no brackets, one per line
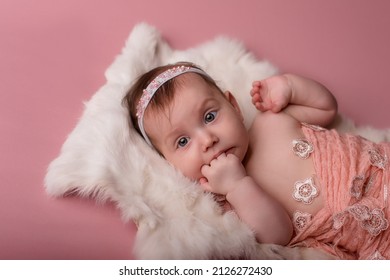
201,163,210,175
199,178,212,192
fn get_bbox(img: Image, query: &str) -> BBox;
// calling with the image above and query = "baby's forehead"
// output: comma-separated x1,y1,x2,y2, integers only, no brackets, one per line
176,73,225,96
173,72,209,87
146,72,225,119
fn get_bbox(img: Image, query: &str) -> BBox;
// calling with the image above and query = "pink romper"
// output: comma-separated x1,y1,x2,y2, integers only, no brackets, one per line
288,124,390,260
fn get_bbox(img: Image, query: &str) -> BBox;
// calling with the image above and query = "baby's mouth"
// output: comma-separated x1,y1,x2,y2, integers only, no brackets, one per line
211,147,235,161
200,147,236,181
225,147,235,155
208,149,233,165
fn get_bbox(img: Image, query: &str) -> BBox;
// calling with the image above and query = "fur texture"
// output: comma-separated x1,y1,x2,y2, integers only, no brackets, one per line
44,23,389,259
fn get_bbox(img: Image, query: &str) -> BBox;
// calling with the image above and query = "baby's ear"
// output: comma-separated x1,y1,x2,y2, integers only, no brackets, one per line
224,91,244,121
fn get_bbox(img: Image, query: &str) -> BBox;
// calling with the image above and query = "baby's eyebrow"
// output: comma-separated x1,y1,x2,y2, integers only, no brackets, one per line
164,127,182,146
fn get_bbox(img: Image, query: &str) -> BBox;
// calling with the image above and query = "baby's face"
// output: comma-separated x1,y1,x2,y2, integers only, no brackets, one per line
143,73,249,182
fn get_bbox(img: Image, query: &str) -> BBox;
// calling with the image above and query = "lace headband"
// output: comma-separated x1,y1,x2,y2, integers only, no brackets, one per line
136,65,210,146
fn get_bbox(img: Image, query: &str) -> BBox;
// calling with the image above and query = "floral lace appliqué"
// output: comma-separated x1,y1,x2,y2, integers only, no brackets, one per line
369,250,386,260
346,204,389,237
350,175,366,200
293,211,312,232
348,204,372,221
292,139,314,159
333,211,347,230
333,205,388,237
369,149,388,170
293,177,319,204
361,208,389,237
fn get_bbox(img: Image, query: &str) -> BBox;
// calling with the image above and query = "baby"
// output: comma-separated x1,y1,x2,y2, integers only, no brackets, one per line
123,62,390,259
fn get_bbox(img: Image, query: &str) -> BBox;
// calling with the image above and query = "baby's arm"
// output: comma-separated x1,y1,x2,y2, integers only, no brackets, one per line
251,74,338,126
201,153,293,245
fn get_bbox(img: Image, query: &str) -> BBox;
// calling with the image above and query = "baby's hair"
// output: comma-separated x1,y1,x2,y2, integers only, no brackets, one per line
123,61,223,138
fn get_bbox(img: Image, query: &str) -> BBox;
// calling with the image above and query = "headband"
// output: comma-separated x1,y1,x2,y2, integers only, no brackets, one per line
136,65,210,146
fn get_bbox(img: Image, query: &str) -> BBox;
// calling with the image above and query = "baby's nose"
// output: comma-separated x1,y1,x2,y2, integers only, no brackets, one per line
201,130,218,152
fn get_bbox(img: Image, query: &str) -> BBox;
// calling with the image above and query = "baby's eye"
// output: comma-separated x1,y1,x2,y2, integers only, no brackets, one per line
177,137,189,148
204,111,217,124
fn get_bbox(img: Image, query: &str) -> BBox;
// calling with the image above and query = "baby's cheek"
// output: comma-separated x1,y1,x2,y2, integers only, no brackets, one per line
179,163,201,181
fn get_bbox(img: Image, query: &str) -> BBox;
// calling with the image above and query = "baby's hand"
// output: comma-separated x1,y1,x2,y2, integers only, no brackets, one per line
200,153,247,195
250,75,292,113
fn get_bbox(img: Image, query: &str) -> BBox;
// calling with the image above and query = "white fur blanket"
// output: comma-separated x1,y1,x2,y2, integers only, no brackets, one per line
44,23,390,259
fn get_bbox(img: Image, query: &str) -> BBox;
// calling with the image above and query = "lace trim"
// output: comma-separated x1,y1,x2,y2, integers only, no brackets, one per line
292,139,314,159
350,175,366,200
293,176,319,204
368,250,386,260
333,204,388,237
369,149,388,170
348,204,372,221
367,148,389,207
348,205,389,236
333,211,347,230
293,211,312,232
361,208,389,236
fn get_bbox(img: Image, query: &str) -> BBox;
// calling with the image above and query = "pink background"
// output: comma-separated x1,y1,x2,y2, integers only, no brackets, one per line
1,0,389,259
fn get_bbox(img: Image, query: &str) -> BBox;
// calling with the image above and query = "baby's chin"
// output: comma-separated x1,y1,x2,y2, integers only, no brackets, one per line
178,170,203,184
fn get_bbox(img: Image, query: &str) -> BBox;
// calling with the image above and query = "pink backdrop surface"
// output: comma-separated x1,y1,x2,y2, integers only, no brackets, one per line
1,0,389,259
